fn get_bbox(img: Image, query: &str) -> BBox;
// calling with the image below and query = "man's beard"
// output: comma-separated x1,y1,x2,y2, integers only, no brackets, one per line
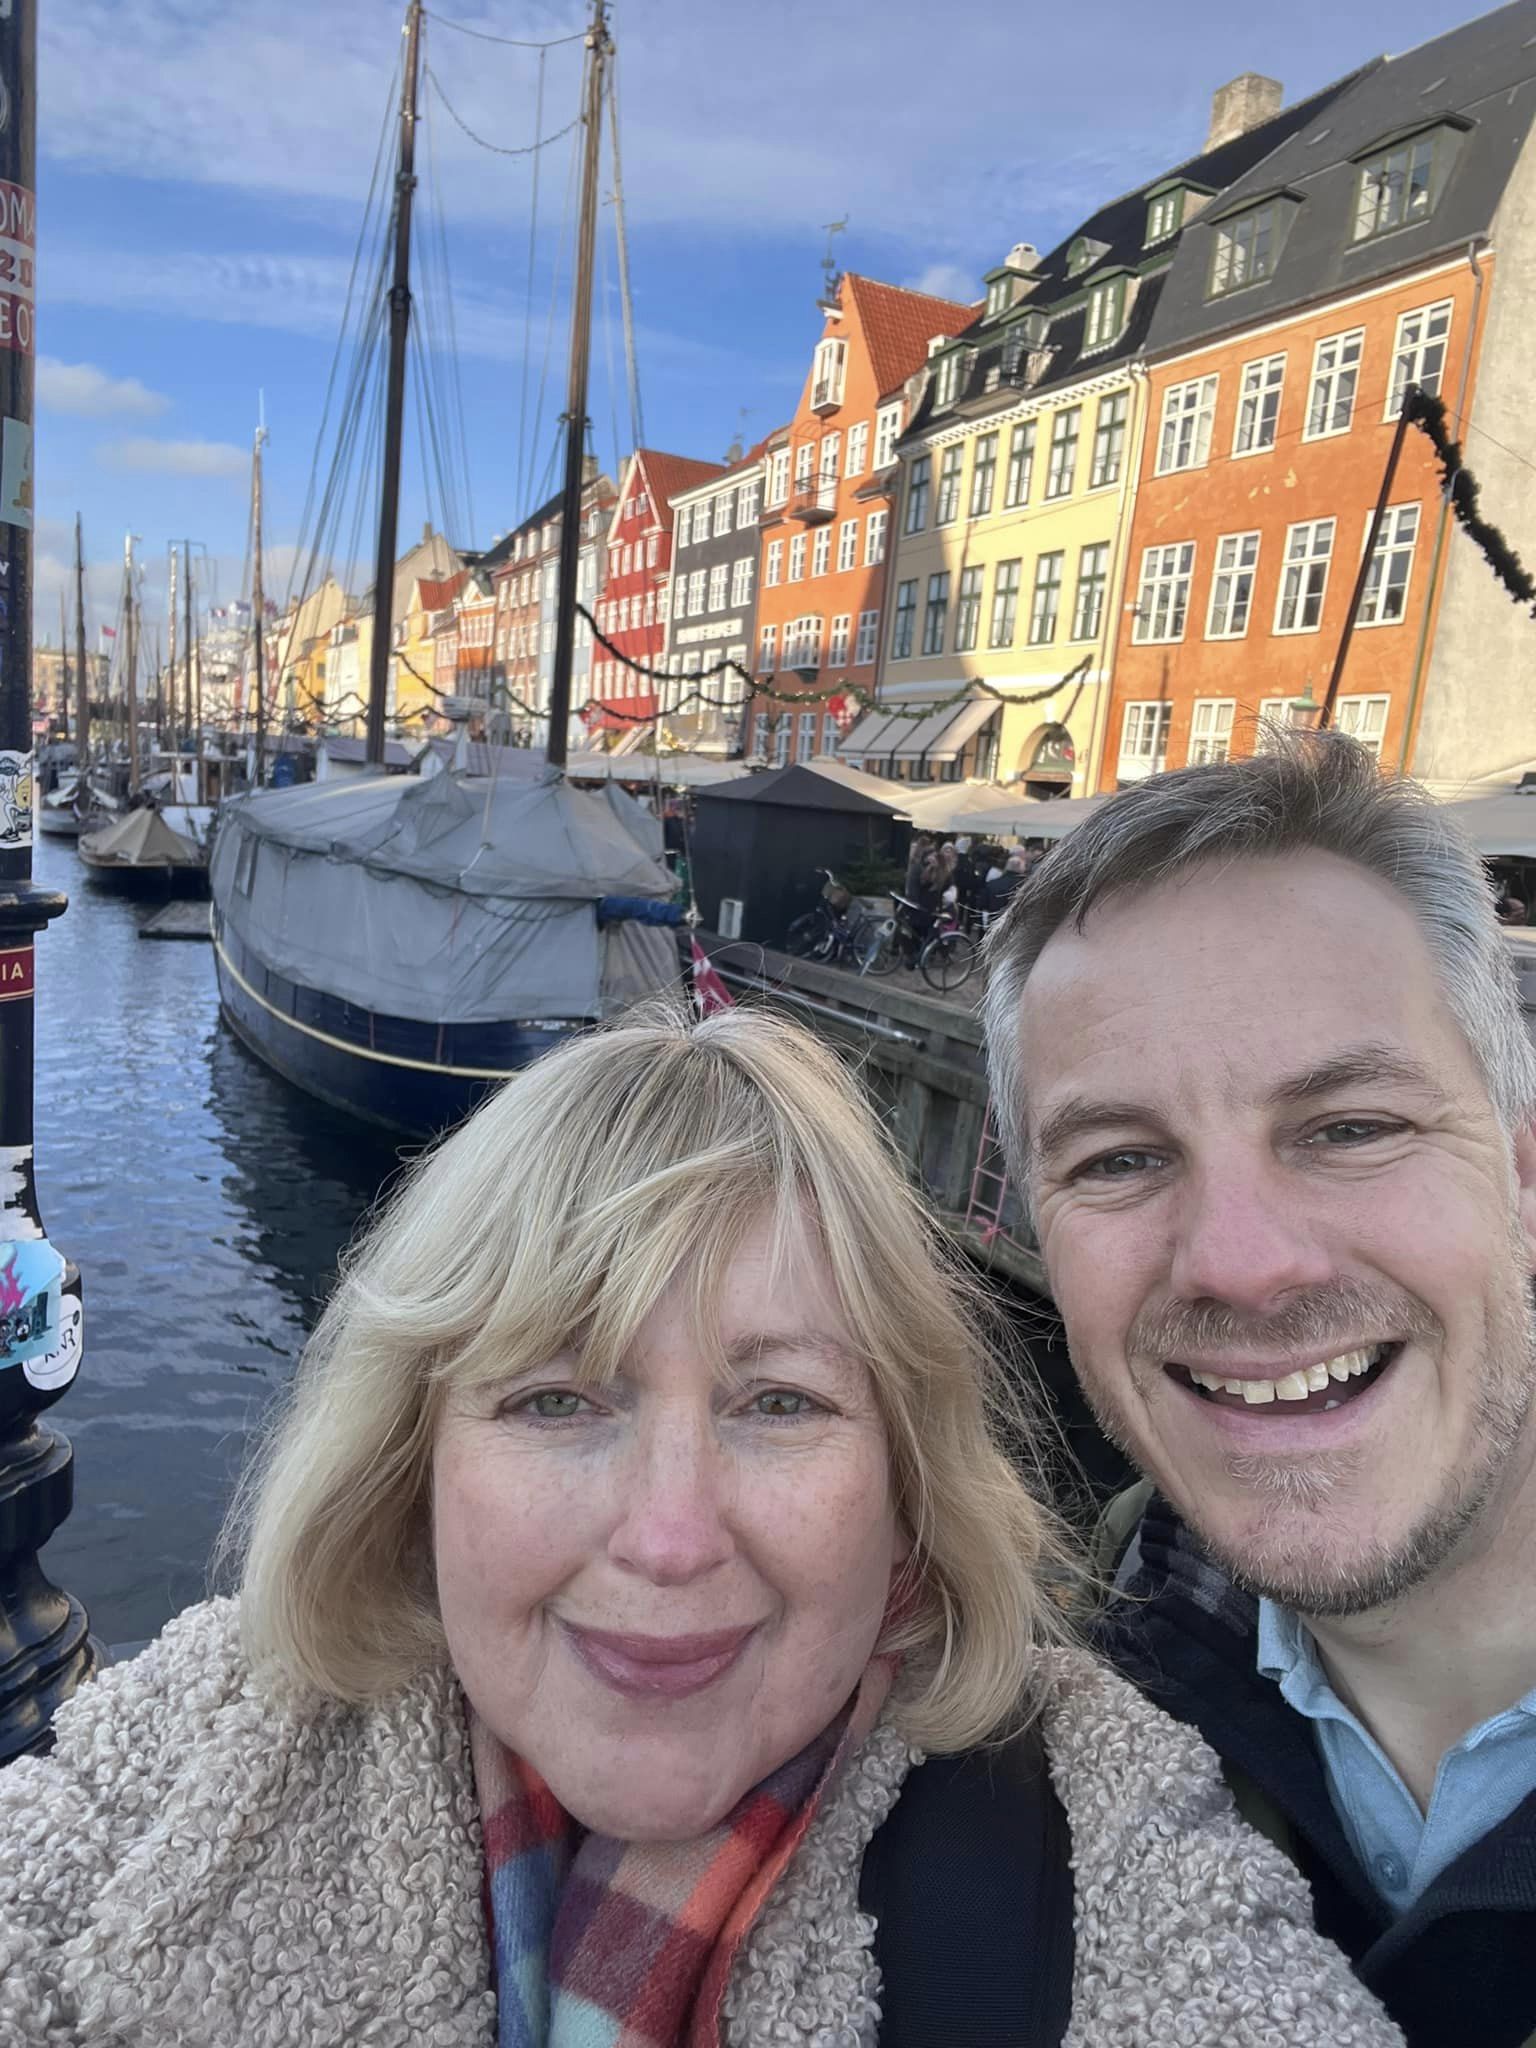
1080,1261,1536,1620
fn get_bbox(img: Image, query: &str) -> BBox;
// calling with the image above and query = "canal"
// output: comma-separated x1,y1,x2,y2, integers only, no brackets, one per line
32,832,404,1651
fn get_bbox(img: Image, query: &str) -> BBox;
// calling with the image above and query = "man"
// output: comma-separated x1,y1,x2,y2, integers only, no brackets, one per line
982,732,1536,2048
985,850,1029,918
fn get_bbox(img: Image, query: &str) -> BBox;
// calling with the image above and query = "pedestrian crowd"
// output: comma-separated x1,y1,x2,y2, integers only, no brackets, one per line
2,729,1531,2047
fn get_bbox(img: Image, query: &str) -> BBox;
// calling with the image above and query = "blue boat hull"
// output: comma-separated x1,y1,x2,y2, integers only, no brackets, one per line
212,928,581,1138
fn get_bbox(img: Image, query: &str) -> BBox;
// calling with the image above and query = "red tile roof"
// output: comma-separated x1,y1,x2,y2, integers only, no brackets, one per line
636,448,728,521
418,569,468,612
845,274,978,400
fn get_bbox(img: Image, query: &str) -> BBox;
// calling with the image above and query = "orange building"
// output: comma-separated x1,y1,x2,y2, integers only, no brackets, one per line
1096,7,1536,792
750,273,973,766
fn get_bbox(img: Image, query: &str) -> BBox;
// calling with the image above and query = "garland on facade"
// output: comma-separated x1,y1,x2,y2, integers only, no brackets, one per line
1404,387,1536,610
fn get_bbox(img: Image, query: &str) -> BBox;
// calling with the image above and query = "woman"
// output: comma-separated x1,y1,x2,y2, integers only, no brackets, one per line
0,1008,1398,2047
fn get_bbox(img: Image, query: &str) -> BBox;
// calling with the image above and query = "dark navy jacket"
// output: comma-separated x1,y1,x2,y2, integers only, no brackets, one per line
1102,1495,1536,2048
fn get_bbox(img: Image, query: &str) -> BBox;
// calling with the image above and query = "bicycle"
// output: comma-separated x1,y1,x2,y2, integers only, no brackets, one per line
784,870,884,973
862,891,980,993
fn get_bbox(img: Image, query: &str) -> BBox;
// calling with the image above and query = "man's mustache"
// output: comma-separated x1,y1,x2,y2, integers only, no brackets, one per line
1128,1278,1440,1363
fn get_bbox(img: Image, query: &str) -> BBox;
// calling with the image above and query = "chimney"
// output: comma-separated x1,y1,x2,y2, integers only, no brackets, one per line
1205,73,1283,152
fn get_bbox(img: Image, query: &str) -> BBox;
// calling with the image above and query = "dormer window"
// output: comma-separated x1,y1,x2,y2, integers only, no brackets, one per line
1066,238,1093,277
1083,277,1127,352
934,350,963,409
1351,120,1466,242
1209,197,1296,297
1145,189,1184,245
812,337,847,411
986,277,1010,319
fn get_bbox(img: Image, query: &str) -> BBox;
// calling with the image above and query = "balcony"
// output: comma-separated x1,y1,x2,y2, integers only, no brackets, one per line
810,376,843,417
790,477,837,524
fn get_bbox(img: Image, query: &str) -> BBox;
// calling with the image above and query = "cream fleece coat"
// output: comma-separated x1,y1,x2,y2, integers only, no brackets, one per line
0,1597,1401,2047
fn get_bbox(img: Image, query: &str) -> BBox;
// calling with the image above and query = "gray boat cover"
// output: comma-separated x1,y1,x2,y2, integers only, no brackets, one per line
210,767,680,1025
81,806,204,869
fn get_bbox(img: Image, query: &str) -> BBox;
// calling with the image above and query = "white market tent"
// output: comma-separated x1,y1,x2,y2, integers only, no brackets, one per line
1438,789,1536,858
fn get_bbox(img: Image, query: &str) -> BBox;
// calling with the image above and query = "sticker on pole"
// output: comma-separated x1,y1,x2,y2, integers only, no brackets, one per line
0,182,36,356
0,1237,65,1382
27,1292,82,1393
0,414,31,527
0,748,33,847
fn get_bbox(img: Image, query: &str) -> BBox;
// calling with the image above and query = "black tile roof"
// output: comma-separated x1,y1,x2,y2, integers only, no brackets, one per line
904,70,1368,436
1150,0,1536,354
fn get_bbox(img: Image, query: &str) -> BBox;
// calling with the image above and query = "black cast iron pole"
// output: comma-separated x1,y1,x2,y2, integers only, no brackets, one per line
0,0,94,1765
1319,389,1415,730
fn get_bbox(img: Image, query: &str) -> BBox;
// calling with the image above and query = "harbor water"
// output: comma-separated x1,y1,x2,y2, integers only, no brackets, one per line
30,832,404,1651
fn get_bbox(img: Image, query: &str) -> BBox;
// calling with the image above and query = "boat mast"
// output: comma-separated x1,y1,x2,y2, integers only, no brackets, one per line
546,0,611,772
365,0,424,771
122,535,140,795
73,516,88,777
166,542,177,751
58,589,69,743
183,540,193,802
251,422,267,789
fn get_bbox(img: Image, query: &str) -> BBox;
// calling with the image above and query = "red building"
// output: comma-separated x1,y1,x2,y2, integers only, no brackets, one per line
589,448,725,739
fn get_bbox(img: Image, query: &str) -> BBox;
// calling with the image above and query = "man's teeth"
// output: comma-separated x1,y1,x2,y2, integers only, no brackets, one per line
1187,1347,1383,1404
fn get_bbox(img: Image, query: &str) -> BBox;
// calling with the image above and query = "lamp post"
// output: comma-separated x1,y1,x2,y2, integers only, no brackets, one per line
0,0,95,1765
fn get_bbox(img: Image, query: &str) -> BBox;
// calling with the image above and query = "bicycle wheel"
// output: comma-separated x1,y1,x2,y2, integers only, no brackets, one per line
920,931,978,993
784,912,826,958
859,918,900,977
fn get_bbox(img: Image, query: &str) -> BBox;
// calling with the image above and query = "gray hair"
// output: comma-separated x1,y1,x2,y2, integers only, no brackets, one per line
982,730,1536,1176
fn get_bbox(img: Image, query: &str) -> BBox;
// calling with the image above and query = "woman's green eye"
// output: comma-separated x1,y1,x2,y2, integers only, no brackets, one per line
753,1389,814,1418
525,1390,583,1420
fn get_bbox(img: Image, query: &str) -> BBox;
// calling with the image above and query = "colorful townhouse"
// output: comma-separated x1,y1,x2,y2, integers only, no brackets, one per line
395,567,466,728
660,442,766,753
1099,3,1536,791
589,449,725,746
752,274,975,768
864,73,1353,795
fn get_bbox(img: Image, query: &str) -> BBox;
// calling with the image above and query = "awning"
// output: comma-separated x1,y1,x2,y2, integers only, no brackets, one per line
840,692,997,765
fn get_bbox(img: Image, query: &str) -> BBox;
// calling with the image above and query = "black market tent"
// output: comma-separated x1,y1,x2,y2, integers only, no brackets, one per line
689,762,912,946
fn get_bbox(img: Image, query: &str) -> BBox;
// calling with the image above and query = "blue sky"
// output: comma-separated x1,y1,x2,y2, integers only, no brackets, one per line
37,0,1483,645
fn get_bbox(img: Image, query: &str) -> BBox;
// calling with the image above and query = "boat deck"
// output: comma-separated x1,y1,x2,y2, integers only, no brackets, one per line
139,902,212,942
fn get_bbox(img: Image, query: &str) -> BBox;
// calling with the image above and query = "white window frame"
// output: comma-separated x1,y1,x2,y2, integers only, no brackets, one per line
1335,693,1390,757
864,508,888,566
707,562,729,612
1355,135,1436,242
854,608,879,665
1157,377,1217,475
811,527,831,578
757,621,777,672
873,403,902,470
1387,300,1452,419
1257,696,1318,746
1355,503,1421,627
768,448,790,506
712,493,732,538
819,431,841,483
765,538,784,588
846,421,869,477
813,336,847,408
934,351,962,409
828,614,851,667
1210,203,1280,296
789,533,807,582
736,479,760,525
1305,329,1364,440
797,709,819,759
1233,353,1285,456
676,505,693,549
1132,541,1195,644
730,555,753,607
1205,530,1261,640
1274,518,1336,635
687,569,707,617
1083,278,1124,352
1119,701,1172,778
1188,698,1235,766
836,518,858,573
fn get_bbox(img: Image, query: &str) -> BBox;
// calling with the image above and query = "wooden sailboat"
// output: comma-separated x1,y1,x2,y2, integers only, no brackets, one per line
80,537,205,895
209,0,680,1134
39,518,92,838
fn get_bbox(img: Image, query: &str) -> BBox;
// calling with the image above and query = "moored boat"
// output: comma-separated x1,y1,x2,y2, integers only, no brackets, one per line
79,806,206,897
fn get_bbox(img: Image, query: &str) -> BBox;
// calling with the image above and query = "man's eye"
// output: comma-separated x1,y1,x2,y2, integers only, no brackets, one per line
1077,1148,1165,1180
1303,1119,1405,1147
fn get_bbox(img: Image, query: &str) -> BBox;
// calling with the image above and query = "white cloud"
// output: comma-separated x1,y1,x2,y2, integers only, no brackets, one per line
37,358,170,420
904,262,979,304
99,438,250,478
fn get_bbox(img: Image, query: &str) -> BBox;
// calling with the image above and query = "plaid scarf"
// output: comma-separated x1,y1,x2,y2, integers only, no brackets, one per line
469,1658,893,2048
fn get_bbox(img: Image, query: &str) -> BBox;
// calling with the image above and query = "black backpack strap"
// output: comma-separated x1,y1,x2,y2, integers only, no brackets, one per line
858,1721,1074,2047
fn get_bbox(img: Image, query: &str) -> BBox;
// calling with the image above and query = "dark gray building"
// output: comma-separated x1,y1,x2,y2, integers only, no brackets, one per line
659,443,767,753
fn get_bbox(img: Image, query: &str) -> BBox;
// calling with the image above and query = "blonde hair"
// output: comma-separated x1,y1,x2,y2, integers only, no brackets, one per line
222,1002,1077,1753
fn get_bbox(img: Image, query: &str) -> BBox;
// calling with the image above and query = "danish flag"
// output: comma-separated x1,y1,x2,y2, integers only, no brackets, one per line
689,935,734,1017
